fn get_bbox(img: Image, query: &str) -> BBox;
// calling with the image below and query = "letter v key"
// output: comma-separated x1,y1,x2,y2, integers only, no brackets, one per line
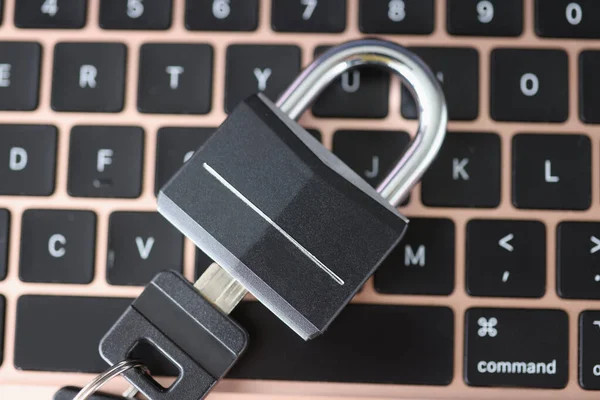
135,237,155,260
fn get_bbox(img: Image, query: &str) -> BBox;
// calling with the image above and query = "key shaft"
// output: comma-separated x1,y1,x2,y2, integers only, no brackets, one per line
194,263,247,315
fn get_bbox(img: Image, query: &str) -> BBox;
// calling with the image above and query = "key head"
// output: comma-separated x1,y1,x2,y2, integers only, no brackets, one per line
159,93,408,339
99,271,248,400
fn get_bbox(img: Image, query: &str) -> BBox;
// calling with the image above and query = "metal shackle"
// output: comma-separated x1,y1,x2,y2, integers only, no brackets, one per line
277,38,448,207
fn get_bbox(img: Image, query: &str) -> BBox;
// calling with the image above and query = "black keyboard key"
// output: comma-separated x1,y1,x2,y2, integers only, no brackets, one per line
230,302,453,385
359,0,434,34
465,308,568,388
513,134,591,210
155,127,215,194
402,47,479,121
557,222,600,300
332,130,409,188
107,212,183,286
19,209,96,284
225,44,301,113
54,387,125,400
306,128,322,142
14,295,132,372
580,310,600,390
0,124,57,196
52,43,126,112
0,209,8,281
466,220,546,298
100,0,172,30
579,51,600,124
272,0,346,32
15,0,87,29
313,46,389,118
68,126,144,198
0,295,3,365
186,0,258,31
535,0,600,38
421,132,500,207
0,42,41,110
447,0,523,37
374,218,455,295
138,44,213,114
491,49,569,122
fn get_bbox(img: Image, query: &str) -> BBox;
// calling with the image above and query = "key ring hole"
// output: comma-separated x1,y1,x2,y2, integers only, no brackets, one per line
127,339,181,390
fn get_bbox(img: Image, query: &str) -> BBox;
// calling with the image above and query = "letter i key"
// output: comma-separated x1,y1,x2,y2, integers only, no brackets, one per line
75,38,447,400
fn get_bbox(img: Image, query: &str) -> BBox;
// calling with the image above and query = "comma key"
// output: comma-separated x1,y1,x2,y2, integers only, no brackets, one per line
465,308,568,388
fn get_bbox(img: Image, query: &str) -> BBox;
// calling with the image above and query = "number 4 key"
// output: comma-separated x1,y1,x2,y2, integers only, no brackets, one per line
76,39,447,400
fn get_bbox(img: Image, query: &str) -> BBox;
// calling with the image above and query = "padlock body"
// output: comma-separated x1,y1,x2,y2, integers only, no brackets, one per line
159,93,408,339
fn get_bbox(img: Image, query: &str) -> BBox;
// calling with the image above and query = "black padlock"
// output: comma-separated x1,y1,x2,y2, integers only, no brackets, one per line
158,39,448,340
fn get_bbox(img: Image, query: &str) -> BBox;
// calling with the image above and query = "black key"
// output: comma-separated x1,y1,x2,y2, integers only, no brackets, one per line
536,0,600,38
0,42,41,110
306,128,322,142
225,45,301,113
51,43,126,112
421,132,500,208
14,0,86,29
0,209,8,281
402,47,479,121
185,0,258,31
332,130,409,187
491,49,569,122
195,248,214,279
19,210,96,284
230,302,454,385
0,124,57,196
107,212,183,286
579,51,600,124
54,387,125,400
580,310,600,390
359,0,434,34
271,0,346,32
466,220,546,298
447,0,523,37
155,127,215,194
0,295,4,366
557,222,600,300
313,46,389,118
100,0,172,30
14,295,132,372
68,126,144,198
138,44,213,114
374,218,455,295
513,134,591,210
465,308,568,388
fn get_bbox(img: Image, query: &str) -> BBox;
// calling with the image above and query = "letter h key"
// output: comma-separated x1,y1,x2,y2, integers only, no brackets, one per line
94,39,447,400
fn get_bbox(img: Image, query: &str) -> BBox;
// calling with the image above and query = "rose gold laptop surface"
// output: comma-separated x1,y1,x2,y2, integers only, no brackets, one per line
0,0,599,398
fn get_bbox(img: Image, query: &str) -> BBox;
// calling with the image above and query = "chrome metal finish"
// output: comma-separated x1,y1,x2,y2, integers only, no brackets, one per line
276,39,448,207
73,360,149,400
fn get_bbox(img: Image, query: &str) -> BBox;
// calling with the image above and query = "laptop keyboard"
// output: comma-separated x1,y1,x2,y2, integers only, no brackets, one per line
0,0,598,398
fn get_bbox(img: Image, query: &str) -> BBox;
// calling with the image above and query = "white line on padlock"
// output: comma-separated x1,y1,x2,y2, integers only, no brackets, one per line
203,162,344,286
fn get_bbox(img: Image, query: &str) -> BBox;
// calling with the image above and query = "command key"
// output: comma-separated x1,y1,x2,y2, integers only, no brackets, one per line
580,310,600,390
465,308,568,388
